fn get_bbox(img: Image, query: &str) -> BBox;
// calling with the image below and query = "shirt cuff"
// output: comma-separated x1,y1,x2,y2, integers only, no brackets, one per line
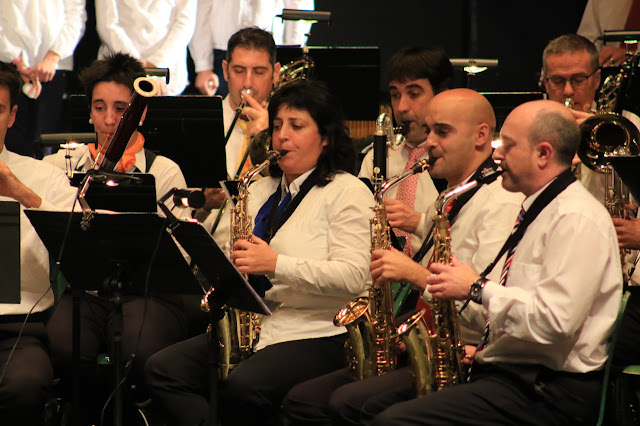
479,279,500,308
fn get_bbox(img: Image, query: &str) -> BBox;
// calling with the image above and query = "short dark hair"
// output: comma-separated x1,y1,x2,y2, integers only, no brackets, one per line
267,80,356,184
542,34,599,74
79,52,146,104
0,62,23,108
385,46,453,93
227,27,277,66
529,110,579,166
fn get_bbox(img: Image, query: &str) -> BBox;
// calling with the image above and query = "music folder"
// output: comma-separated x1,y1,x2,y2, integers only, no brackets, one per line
168,219,272,315
0,201,20,303
24,210,200,295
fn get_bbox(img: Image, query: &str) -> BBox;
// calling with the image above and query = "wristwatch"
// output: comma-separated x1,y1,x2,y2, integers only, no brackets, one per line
469,277,488,304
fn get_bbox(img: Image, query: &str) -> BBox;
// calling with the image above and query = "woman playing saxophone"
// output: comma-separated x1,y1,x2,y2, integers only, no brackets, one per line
144,80,374,426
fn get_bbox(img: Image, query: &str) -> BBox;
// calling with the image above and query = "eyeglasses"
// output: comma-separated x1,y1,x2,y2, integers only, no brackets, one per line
544,70,598,90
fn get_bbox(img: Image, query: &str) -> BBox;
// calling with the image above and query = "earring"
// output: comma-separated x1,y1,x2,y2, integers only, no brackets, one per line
139,121,143,126
88,118,93,124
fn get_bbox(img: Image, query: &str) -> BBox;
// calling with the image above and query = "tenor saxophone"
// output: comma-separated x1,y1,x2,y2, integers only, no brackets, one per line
397,168,502,396
215,150,281,377
334,158,430,379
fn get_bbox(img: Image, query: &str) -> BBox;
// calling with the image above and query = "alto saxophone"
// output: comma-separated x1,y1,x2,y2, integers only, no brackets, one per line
215,150,281,378
397,168,502,396
334,158,431,379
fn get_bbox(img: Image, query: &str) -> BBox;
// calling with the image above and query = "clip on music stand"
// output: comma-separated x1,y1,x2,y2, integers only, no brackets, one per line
158,194,272,424
25,210,202,426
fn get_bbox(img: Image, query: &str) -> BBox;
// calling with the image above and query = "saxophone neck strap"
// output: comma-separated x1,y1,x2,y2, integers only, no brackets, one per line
412,156,499,263
479,168,576,279
262,169,320,244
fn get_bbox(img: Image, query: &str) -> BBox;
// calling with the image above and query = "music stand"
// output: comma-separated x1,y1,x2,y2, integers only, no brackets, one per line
25,210,201,426
70,172,158,213
156,208,272,424
0,201,20,303
69,95,227,188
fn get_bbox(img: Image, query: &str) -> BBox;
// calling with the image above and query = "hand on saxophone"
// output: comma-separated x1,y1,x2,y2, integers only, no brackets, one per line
241,91,270,137
231,235,278,275
613,216,640,249
427,255,479,301
384,198,422,233
370,248,429,288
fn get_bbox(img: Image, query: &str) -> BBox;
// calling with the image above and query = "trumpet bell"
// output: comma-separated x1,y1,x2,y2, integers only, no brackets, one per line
578,112,640,173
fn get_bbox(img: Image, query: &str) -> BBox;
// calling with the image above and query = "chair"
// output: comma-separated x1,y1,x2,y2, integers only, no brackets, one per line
597,290,631,426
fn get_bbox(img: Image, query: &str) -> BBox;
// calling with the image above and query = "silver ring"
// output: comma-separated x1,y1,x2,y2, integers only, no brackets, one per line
208,80,215,88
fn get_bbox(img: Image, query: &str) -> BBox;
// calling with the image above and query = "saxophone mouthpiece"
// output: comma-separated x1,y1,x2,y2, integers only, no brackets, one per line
278,150,288,157
410,158,430,174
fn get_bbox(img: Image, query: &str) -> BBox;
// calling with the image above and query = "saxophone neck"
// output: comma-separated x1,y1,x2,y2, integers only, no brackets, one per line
239,150,282,190
435,167,503,214
375,158,430,203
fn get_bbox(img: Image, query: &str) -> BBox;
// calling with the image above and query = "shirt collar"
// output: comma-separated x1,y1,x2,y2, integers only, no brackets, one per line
280,167,316,199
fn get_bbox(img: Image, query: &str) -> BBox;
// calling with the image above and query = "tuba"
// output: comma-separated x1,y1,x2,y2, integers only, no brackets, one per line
397,168,502,396
334,158,431,379
578,53,640,269
204,151,281,378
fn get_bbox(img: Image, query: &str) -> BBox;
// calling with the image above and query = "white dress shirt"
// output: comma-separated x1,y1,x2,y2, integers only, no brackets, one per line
358,141,439,255
477,180,622,373
43,143,189,217
95,0,197,95
245,172,374,350
0,148,78,315
189,0,315,73
0,0,86,70
419,175,524,342
578,0,634,50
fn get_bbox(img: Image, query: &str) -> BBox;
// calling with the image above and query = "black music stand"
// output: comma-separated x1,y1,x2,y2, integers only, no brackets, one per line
25,210,201,426
69,95,227,188
0,201,20,303
156,210,272,425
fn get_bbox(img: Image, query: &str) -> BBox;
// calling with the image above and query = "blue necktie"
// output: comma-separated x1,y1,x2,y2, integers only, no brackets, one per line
249,190,292,296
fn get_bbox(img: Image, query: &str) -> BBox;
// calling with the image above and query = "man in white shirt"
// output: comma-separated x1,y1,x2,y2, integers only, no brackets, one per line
370,99,622,425
0,62,77,425
189,0,314,97
198,27,281,248
0,0,86,158
282,89,523,425
358,46,450,257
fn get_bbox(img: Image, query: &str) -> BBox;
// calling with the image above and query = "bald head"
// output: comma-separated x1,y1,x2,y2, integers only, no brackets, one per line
509,100,579,166
429,88,496,144
424,89,497,186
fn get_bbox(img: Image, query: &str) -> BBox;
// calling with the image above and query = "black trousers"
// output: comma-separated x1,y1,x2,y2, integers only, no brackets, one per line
0,321,54,426
371,363,603,426
145,332,347,426
46,291,188,420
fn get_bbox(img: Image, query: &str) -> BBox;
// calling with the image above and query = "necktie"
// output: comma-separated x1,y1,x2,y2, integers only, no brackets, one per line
474,206,526,357
236,120,252,177
394,144,428,256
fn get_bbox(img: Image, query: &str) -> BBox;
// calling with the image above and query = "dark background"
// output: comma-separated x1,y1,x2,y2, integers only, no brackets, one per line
76,0,588,95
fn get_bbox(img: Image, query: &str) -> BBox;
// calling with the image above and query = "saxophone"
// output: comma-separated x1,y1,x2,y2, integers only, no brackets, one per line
334,158,431,379
212,150,281,378
397,168,502,396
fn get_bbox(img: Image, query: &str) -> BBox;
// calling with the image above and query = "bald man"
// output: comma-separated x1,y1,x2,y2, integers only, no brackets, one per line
280,89,523,426
369,100,622,426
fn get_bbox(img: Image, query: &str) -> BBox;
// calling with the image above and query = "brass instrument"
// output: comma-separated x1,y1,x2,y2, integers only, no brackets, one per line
334,158,431,379
207,151,281,377
578,53,640,268
397,168,502,396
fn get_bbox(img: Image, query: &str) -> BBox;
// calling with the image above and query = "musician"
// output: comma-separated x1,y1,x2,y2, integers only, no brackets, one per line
282,89,523,425
371,99,622,425
196,27,281,248
43,53,189,214
0,62,77,425
358,46,451,257
542,34,609,207
44,53,190,423
145,80,374,425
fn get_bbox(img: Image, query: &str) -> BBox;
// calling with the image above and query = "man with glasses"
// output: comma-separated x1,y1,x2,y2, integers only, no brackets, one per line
541,34,606,205
542,34,601,113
